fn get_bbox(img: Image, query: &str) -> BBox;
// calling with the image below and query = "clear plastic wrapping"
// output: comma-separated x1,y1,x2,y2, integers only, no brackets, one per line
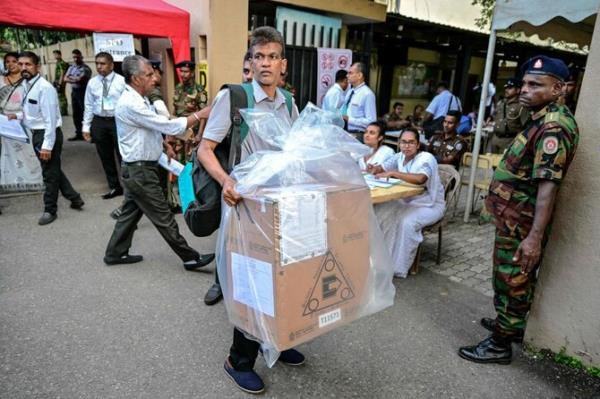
216,103,396,367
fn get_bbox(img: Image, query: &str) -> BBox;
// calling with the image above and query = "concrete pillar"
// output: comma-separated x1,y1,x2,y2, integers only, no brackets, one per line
207,0,249,98
525,18,600,367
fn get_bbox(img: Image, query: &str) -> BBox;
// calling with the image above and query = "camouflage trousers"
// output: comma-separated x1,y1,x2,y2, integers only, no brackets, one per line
57,87,68,116
492,227,547,340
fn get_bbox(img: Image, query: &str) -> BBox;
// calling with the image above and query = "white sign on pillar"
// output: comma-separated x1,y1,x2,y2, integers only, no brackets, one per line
93,33,135,62
316,48,352,107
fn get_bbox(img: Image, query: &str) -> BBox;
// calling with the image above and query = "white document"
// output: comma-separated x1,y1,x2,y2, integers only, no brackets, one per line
231,252,275,317
0,115,29,143
276,190,328,266
158,153,184,176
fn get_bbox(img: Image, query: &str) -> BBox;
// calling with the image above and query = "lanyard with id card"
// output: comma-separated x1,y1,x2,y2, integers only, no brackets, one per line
101,75,116,112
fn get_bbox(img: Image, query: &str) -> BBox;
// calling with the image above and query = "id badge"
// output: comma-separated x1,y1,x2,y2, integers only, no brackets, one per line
102,96,115,111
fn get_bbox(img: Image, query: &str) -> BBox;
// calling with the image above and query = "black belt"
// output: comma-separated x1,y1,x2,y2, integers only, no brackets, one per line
122,160,158,167
93,115,115,120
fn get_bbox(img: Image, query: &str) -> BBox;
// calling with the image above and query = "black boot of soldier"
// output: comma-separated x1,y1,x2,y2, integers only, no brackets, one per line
458,334,512,364
480,317,524,343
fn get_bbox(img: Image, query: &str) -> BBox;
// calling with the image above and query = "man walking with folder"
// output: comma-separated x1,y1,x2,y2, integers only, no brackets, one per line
103,55,214,271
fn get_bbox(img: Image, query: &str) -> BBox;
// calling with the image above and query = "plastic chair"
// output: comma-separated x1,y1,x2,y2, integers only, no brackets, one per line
409,164,461,275
453,152,494,217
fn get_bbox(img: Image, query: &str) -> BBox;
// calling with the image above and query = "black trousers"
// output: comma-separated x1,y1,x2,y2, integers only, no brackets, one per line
71,87,86,137
105,163,199,262
32,128,81,214
91,116,122,190
230,328,261,371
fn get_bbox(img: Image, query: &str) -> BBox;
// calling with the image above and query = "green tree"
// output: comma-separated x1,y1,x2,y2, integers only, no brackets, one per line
1,27,80,52
472,0,495,30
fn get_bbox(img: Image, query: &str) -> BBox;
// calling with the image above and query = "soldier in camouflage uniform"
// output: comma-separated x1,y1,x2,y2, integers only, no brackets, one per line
168,61,207,212
52,50,69,116
459,56,579,365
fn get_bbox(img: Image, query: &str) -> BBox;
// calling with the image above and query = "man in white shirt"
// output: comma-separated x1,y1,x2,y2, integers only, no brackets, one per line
82,52,126,199
11,51,83,226
423,81,462,138
321,69,348,112
424,81,462,120
103,55,214,271
342,62,377,142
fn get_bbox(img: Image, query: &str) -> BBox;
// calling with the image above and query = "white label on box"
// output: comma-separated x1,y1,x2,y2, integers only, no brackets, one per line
277,191,327,266
231,252,275,317
318,308,342,328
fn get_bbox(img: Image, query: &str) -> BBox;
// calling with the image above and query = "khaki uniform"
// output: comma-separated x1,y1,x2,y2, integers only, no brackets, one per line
427,133,467,169
488,96,529,154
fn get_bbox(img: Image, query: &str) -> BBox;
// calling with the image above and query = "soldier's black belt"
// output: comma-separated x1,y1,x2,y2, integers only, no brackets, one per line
93,115,115,121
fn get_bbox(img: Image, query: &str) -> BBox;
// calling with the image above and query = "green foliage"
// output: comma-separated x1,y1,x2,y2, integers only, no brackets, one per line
0,27,80,51
554,347,600,378
472,0,496,30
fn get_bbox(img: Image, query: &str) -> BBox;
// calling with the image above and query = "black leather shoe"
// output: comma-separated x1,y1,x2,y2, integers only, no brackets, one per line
38,212,57,225
110,207,122,220
102,188,124,199
184,253,215,271
104,254,143,265
204,283,223,305
67,135,84,141
70,198,85,210
480,317,524,343
458,335,512,364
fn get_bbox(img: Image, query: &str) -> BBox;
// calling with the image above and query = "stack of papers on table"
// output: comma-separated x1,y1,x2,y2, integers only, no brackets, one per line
363,174,403,189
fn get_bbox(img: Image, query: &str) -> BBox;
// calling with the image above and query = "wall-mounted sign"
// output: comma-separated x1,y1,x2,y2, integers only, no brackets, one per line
93,33,135,62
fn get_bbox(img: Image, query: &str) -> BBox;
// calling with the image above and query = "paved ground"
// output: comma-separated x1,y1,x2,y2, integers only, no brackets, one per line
1,118,599,398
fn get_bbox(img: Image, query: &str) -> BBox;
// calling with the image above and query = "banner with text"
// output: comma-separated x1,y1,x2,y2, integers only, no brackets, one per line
316,48,352,107
93,33,135,62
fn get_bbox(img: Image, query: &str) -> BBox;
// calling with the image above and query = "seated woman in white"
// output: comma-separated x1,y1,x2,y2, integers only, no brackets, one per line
369,128,446,278
358,121,395,171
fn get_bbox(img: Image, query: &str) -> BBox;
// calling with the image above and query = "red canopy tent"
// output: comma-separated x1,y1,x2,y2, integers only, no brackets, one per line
1,0,191,64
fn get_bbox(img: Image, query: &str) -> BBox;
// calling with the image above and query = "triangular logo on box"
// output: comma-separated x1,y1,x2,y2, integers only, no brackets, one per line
303,251,355,316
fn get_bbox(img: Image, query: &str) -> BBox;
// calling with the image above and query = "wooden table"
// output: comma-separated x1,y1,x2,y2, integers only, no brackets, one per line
370,183,424,204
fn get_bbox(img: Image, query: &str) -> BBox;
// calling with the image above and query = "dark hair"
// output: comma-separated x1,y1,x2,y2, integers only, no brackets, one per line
352,62,366,75
4,52,19,66
95,52,114,63
122,55,150,84
243,50,252,63
18,51,40,65
437,81,448,89
393,102,404,108
367,120,386,136
335,69,347,82
72,49,82,56
399,128,420,143
250,26,285,58
414,104,424,112
446,110,462,121
52,49,62,55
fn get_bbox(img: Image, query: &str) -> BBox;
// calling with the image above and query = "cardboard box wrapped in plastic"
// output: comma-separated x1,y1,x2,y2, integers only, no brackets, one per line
215,104,396,365
224,183,371,351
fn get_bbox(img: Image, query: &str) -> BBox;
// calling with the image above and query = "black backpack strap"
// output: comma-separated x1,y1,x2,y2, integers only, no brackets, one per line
220,84,249,171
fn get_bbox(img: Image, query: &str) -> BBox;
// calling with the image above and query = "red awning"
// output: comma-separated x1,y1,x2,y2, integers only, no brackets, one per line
1,0,191,64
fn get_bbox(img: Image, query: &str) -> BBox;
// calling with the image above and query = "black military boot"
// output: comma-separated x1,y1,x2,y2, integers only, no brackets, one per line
458,335,512,364
480,317,524,343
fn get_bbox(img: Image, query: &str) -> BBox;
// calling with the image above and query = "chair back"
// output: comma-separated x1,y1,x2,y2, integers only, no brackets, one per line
437,164,461,225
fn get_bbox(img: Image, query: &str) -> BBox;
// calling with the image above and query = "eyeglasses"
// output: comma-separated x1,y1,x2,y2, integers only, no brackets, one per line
253,53,282,62
400,140,418,146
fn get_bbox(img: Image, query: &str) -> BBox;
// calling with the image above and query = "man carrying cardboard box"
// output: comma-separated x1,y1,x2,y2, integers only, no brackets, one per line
197,26,302,394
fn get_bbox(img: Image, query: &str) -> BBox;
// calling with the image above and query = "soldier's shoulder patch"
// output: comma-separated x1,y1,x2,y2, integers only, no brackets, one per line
542,136,559,154
544,111,560,123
